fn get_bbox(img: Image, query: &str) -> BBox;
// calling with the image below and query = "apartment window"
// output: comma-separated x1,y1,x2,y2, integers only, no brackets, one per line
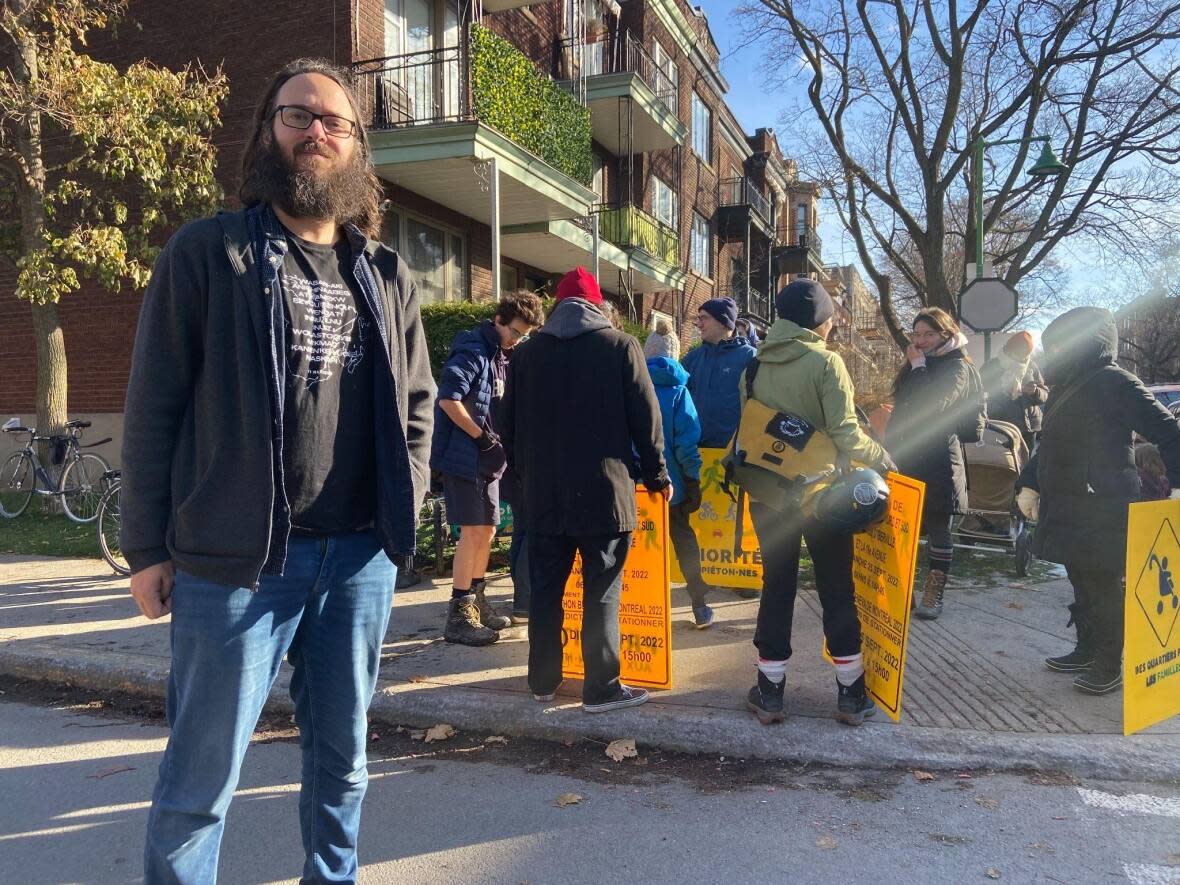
690,211,711,277
651,41,678,111
592,154,605,201
691,91,711,162
652,176,677,229
385,209,466,303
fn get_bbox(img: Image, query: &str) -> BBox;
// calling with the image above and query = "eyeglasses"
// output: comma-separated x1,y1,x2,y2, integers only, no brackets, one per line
272,105,357,139
506,325,531,342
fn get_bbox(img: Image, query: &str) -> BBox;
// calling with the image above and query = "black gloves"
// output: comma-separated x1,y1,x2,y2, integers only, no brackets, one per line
476,430,507,481
682,478,703,514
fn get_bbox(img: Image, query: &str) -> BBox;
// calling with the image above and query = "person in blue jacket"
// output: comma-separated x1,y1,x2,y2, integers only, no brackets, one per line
431,291,544,645
646,338,712,628
682,297,758,448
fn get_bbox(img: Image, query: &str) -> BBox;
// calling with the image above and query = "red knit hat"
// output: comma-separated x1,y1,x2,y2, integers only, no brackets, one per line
555,266,603,304
1003,331,1035,358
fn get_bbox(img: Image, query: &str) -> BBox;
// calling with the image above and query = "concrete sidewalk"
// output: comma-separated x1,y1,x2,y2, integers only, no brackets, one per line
1,551,1177,782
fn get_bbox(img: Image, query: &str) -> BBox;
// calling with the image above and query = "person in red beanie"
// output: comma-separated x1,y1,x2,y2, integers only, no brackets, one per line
501,266,670,713
981,330,1048,450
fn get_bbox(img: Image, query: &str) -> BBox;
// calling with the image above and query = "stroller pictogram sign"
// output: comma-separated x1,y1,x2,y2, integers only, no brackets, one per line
1133,517,1180,649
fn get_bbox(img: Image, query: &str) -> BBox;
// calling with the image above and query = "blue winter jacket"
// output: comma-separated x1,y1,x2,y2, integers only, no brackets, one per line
681,337,757,447
647,357,703,505
430,321,499,480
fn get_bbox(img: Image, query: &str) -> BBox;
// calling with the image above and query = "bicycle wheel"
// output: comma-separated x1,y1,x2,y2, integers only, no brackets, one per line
0,451,35,518
59,452,109,523
97,483,130,576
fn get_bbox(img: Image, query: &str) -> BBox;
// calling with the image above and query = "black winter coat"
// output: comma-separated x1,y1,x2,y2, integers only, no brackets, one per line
885,348,975,517
500,298,669,536
1026,307,1180,573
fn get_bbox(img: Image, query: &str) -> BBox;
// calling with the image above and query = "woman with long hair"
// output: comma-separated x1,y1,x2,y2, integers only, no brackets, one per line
885,308,980,620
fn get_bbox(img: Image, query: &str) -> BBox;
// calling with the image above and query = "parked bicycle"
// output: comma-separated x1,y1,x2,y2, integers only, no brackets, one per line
97,469,129,576
0,418,112,523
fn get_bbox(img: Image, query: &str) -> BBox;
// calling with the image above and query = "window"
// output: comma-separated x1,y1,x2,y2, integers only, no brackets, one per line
690,211,711,277
651,41,678,111
592,154,605,201
385,208,466,303
691,91,711,162
652,176,677,229
500,264,517,294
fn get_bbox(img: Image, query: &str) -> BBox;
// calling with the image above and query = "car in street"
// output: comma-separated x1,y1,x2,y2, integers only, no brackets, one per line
1148,384,1180,409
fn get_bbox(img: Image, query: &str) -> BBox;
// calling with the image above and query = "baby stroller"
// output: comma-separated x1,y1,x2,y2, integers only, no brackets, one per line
954,420,1035,575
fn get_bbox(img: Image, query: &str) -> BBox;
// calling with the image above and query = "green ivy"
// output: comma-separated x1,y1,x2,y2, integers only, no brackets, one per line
470,23,592,186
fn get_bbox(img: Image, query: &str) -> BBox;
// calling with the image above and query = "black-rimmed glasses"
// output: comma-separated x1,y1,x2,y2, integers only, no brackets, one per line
272,105,357,139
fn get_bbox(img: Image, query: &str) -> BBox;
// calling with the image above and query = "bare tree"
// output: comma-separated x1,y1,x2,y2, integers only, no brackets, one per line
739,0,1180,347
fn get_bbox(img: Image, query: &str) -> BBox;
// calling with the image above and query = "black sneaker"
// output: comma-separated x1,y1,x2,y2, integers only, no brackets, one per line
532,680,562,702
1045,647,1095,673
746,672,786,725
1074,666,1122,695
734,587,760,599
583,685,650,713
444,595,499,646
836,675,877,726
510,611,529,626
473,581,511,630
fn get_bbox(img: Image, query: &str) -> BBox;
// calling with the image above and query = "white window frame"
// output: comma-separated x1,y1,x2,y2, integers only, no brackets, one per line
652,176,677,230
691,90,711,162
690,211,711,278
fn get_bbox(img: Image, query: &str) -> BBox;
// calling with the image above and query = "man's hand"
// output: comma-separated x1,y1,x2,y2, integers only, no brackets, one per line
130,561,175,620
682,478,703,513
659,483,673,502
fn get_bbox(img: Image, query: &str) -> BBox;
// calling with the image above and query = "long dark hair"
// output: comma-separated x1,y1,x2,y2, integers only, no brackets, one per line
238,58,384,238
893,307,966,394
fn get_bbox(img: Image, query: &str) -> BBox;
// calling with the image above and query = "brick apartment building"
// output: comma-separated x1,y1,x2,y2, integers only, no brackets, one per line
1,0,834,458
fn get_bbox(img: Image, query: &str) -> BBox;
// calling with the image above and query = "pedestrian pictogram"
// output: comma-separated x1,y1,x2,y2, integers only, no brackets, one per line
1132,518,1180,649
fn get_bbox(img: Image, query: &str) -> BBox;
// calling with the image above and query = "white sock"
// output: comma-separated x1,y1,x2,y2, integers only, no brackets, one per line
832,653,865,687
757,658,787,685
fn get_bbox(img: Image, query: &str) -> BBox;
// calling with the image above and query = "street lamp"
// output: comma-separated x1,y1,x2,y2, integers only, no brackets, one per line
970,134,1070,359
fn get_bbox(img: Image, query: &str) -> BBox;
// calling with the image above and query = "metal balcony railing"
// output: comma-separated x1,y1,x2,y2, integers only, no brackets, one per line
777,224,823,257
554,29,677,112
726,284,771,321
353,45,468,130
718,177,771,225
595,202,678,265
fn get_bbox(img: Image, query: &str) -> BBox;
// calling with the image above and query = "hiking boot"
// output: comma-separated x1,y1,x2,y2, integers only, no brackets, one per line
1074,664,1122,695
583,684,649,713
692,605,715,629
473,582,511,630
746,672,786,725
444,595,499,646
836,675,877,726
914,570,948,620
1045,647,1095,673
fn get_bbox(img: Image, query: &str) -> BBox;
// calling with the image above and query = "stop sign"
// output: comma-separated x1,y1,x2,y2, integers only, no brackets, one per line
958,279,1019,333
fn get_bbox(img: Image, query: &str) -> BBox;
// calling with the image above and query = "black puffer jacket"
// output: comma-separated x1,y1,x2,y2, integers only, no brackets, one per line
886,348,975,517
1028,307,1180,572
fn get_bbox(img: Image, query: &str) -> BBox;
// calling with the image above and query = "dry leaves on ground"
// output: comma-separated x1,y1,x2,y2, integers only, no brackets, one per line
975,797,999,810
555,793,583,808
985,868,1002,879
816,836,838,850
605,738,638,762
416,723,455,743
913,770,937,782
484,735,509,745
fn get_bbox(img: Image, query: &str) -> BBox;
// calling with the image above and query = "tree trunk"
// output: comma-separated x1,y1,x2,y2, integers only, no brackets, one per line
30,301,68,434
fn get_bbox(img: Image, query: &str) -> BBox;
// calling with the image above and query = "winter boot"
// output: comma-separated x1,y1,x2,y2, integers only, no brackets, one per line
444,595,499,646
472,579,511,630
746,672,786,725
914,569,948,620
836,675,877,726
1045,602,1095,672
1073,663,1122,695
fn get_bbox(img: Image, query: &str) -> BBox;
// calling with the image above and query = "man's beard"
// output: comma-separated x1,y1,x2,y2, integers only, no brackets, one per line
254,139,371,223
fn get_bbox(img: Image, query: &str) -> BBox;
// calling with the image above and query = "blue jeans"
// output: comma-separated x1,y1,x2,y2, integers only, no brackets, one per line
144,531,395,884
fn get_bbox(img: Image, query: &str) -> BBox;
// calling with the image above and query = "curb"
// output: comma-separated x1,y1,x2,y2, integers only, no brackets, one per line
2,641,1176,783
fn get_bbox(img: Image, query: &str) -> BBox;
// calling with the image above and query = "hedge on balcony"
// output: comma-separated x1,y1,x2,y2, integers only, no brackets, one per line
470,23,592,187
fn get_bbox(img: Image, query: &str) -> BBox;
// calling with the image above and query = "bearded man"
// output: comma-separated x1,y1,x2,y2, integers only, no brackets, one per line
120,58,434,883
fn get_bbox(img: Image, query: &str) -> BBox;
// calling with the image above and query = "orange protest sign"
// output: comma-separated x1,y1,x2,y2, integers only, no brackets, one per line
561,489,672,690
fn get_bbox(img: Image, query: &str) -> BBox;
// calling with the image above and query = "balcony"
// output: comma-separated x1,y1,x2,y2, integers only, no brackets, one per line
594,203,685,292
352,24,595,226
715,177,773,238
773,223,825,276
482,0,548,10
554,30,685,155
725,284,772,323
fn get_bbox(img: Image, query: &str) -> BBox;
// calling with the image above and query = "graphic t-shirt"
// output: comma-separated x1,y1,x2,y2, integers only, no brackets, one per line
280,230,376,533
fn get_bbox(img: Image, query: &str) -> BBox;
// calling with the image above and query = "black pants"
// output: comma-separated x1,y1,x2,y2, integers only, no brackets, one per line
1065,563,1123,669
668,501,708,607
750,502,861,662
528,532,631,704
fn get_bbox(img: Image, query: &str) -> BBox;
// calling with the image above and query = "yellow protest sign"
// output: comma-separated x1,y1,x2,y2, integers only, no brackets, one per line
1124,500,1180,736
670,447,763,590
562,489,672,690
846,473,925,722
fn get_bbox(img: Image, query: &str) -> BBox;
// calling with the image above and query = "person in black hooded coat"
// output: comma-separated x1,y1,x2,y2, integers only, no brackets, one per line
1020,306,1180,695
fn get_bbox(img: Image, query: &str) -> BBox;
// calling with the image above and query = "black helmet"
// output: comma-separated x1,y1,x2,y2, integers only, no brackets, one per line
810,468,890,534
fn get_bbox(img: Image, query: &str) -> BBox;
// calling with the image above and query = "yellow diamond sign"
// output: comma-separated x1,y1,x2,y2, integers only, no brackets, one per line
1132,517,1180,649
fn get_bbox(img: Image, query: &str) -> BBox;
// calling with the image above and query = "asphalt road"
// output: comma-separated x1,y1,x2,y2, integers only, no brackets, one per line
1,695,1178,884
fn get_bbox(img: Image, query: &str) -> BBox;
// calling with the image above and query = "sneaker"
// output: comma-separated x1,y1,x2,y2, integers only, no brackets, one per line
510,611,529,626
1074,666,1122,695
914,570,947,620
1045,647,1095,673
532,680,562,702
473,582,511,630
443,595,499,646
692,605,715,629
836,676,877,726
746,672,786,725
583,685,650,713
734,587,760,599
